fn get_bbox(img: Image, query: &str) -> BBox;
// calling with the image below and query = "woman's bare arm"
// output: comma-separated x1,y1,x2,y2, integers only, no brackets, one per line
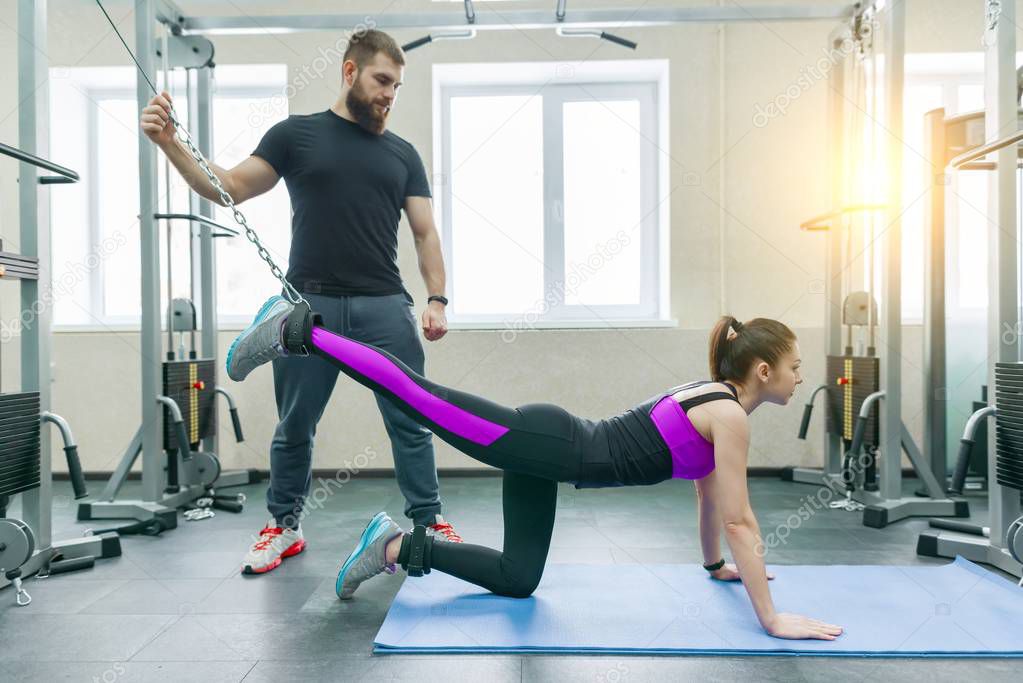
701,401,843,640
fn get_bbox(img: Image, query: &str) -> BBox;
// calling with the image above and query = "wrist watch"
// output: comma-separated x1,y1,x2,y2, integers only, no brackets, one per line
427,295,448,306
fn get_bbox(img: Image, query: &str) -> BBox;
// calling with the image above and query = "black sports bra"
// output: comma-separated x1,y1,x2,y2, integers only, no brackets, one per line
669,380,740,413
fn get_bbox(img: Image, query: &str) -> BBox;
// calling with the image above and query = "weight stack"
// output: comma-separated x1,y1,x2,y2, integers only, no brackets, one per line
0,392,41,498
994,363,1023,492
825,355,880,445
162,360,217,451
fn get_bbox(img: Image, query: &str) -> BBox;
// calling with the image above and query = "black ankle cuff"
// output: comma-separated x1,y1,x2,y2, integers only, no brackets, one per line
283,301,321,355
398,524,432,577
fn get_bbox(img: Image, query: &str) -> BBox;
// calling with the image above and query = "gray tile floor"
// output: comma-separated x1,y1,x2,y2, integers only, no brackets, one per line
1,476,1020,682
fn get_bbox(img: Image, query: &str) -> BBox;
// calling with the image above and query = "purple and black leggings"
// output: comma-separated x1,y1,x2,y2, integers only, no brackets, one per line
308,324,599,597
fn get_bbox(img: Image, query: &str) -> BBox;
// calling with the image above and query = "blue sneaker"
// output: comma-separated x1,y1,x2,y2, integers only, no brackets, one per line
225,295,293,381
336,511,404,600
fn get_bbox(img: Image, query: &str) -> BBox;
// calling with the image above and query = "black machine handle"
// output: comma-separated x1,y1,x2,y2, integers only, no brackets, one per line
949,438,975,496
64,445,88,500
0,141,80,182
213,498,243,513
849,414,868,457
601,32,638,49
928,518,986,537
798,403,814,440
229,407,244,443
401,35,433,51
174,419,193,462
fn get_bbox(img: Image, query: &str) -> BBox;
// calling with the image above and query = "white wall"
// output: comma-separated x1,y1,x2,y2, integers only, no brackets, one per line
0,0,998,477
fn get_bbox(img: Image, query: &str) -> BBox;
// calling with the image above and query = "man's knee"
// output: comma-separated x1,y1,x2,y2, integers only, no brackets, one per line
271,412,319,448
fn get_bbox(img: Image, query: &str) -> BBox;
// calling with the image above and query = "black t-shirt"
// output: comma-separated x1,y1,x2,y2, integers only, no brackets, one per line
252,109,432,297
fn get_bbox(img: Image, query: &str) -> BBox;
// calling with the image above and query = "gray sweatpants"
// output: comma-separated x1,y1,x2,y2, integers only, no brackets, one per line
266,291,442,528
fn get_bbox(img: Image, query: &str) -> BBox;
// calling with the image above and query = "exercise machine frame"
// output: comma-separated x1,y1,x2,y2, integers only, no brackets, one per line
0,0,120,603
77,3,257,531
783,1,965,527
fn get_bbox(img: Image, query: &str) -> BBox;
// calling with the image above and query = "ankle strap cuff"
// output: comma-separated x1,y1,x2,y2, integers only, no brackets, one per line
284,301,320,356
402,524,432,577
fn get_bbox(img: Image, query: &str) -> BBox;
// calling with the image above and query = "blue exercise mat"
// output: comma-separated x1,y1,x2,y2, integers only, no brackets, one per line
373,556,1023,656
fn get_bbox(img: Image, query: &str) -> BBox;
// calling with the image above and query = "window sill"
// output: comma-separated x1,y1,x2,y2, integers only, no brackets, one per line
447,319,679,330
52,320,256,334
52,319,680,334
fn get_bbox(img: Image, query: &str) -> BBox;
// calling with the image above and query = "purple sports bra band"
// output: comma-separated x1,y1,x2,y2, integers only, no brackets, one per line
648,395,716,480
309,327,510,446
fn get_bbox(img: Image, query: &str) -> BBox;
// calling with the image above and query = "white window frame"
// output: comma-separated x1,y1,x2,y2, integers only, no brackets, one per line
904,53,1003,324
53,78,288,331
433,60,672,329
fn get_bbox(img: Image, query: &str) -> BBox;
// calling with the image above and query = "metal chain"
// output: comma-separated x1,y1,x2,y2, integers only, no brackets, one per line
166,107,305,306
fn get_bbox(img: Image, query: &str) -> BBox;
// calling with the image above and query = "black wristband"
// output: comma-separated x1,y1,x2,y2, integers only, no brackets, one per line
703,558,726,572
427,295,448,306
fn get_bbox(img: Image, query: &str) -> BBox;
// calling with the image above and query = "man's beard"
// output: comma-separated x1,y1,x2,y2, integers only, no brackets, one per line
346,78,389,135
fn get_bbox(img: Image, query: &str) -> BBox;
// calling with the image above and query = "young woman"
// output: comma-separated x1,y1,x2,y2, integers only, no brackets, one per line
227,296,843,641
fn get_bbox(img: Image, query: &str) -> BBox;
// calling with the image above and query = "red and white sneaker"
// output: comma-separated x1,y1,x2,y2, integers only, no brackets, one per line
426,514,463,543
241,520,306,574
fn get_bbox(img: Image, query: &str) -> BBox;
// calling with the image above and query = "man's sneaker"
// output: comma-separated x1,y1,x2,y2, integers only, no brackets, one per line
241,520,306,574
226,295,293,381
336,511,404,600
426,514,463,543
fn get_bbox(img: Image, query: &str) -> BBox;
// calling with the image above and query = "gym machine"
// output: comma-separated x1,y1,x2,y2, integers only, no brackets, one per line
1,0,120,607
916,0,1023,580
77,8,258,534
782,2,966,527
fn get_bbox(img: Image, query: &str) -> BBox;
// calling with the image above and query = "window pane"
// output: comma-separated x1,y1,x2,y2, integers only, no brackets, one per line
562,99,642,306
956,83,984,114
49,65,287,326
212,95,291,316
49,73,94,325
901,84,943,321
96,98,143,319
449,95,544,315
956,171,988,308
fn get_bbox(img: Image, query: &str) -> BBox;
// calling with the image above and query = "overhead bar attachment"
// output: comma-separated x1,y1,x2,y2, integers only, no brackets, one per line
181,5,856,35
556,27,637,50
402,30,477,53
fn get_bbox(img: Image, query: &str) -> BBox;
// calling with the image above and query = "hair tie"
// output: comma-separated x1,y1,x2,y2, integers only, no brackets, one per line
726,326,738,341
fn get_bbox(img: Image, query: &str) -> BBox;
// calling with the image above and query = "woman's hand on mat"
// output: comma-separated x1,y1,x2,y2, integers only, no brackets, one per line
710,563,774,582
421,303,448,342
764,612,843,641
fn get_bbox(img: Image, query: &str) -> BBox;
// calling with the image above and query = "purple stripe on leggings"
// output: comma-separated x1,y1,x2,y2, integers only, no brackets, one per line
311,327,510,446
649,395,716,480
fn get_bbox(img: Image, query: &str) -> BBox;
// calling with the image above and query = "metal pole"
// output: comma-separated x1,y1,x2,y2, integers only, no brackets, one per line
986,0,1021,548
825,29,846,477
137,0,164,502
18,0,51,549
196,66,216,361
195,65,218,456
923,108,947,486
879,0,905,501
